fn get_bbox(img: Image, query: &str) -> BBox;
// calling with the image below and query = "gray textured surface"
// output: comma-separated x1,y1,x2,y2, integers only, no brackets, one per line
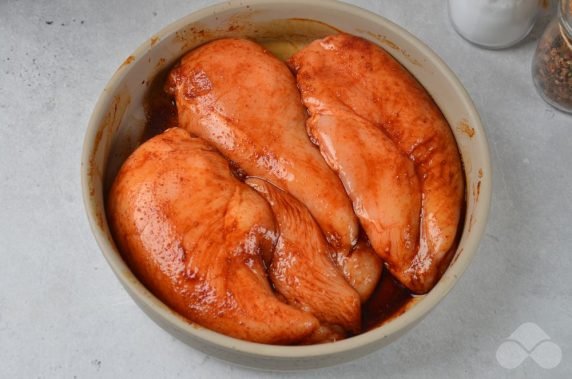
0,0,570,377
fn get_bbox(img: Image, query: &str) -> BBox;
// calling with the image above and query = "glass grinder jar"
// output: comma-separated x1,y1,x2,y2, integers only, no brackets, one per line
532,0,572,113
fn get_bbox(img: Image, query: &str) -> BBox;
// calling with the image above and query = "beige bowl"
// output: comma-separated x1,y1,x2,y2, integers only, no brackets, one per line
81,0,491,370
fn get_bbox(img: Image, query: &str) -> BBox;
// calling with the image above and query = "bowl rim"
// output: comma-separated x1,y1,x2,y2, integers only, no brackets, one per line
81,0,492,359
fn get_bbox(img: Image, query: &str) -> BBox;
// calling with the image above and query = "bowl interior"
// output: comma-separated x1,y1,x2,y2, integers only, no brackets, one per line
81,0,491,369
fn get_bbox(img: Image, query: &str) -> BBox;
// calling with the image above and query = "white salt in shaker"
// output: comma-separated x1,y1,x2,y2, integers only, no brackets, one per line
448,0,540,49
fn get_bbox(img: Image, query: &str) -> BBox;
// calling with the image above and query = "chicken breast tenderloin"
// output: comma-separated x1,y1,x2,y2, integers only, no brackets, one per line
107,128,319,344
246,178,361,336
290,34,464,293
166,38,358,254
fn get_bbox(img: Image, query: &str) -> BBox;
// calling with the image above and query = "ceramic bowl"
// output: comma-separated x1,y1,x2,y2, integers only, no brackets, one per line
81,0,491,370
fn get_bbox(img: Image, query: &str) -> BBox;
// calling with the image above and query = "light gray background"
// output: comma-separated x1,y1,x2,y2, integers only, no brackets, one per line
1,0,570,377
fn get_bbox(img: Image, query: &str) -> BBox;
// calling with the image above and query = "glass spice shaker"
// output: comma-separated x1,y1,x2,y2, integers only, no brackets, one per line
448,0,540,49
532,0,572,113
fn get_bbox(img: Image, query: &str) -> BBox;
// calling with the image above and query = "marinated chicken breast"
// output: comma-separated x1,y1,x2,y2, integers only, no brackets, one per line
290,34,464,293
107,128,319,344
247,178,361,335
165,38,358,254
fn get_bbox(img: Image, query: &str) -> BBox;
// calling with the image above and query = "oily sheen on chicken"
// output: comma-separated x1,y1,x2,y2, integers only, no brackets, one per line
107,128,321,344
290,34,464,294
